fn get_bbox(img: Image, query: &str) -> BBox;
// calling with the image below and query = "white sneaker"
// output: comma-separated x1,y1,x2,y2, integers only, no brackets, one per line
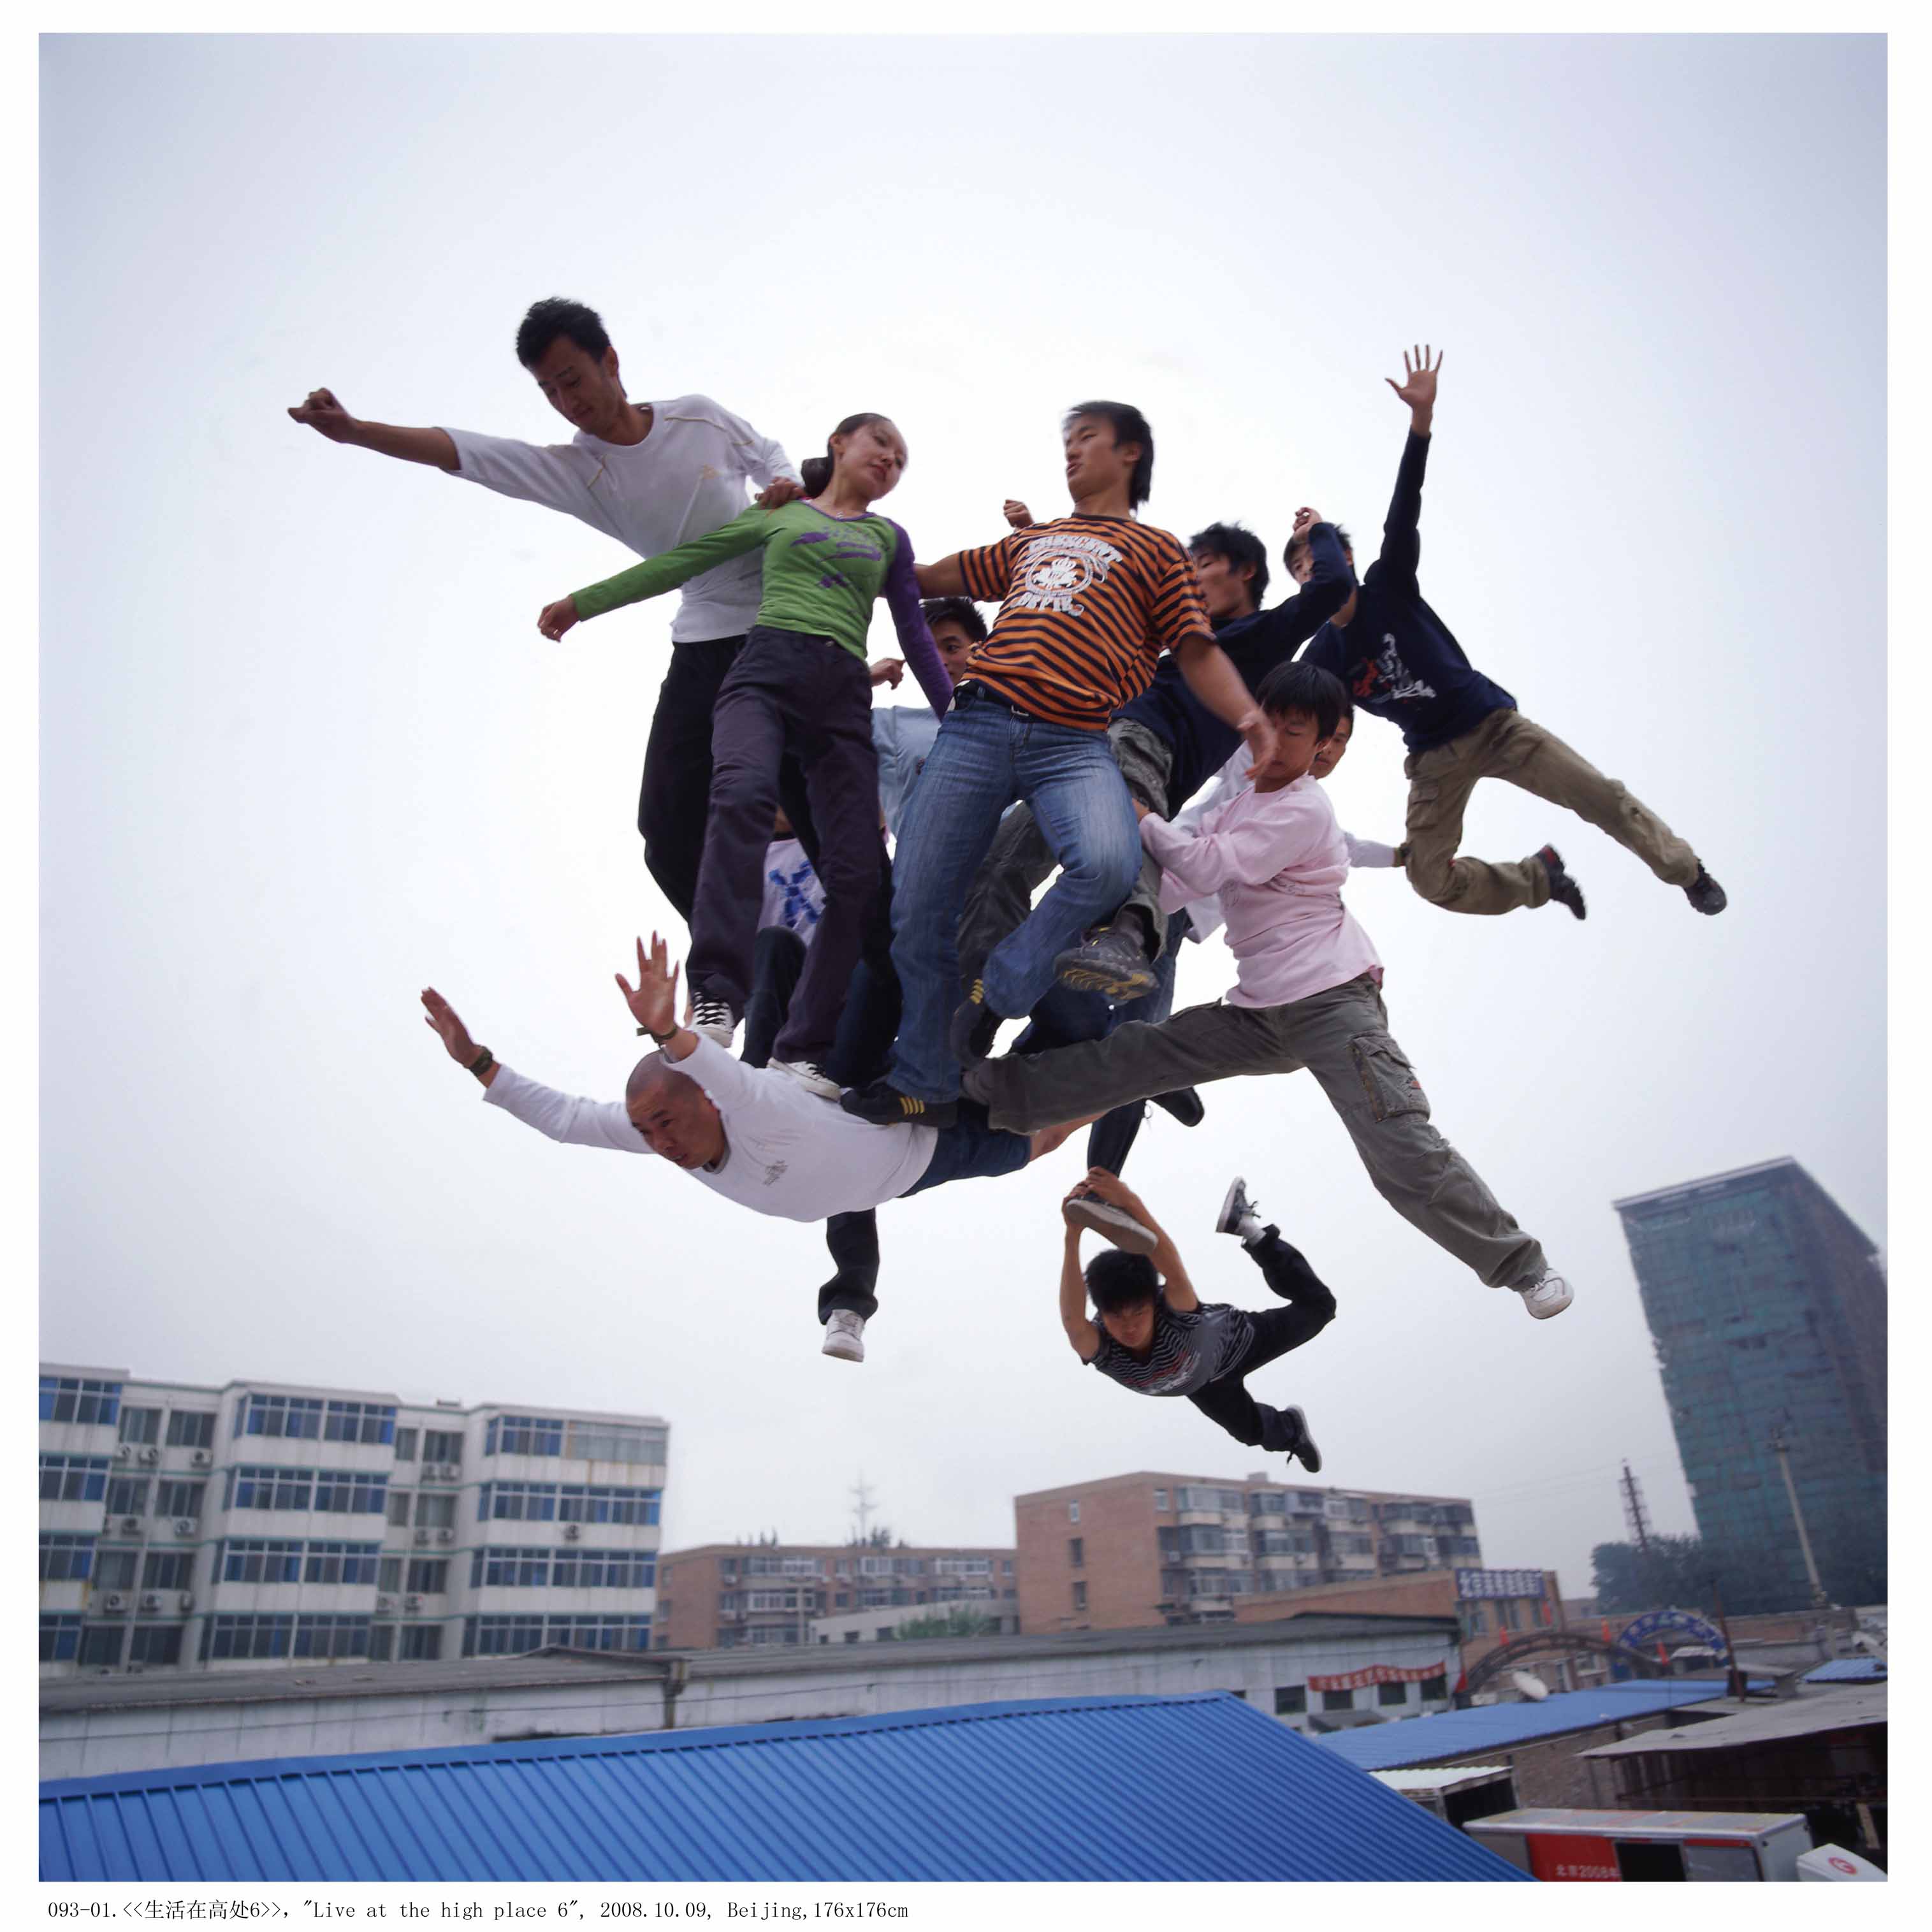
1514,1270,1574,1319
1063,1194,1159,1254
1216,1177,1267,1246
774,1060,841,1101
688,997,737,1049
822,1311,866,1362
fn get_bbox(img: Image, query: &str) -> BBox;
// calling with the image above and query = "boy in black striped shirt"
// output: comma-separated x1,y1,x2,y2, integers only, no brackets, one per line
1059,1170,1333,1467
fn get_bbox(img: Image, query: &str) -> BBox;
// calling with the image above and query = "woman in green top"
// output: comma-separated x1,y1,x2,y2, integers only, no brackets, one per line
537,413,954,1094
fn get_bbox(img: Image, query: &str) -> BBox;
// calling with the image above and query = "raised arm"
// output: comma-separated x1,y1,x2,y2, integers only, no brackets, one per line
539,508,767,639
1374,345,1440,595
1059,1222,1102,1361
880,523,954,719
1174,635,1274,769
913,553,971,597
1075,1169,1196,1309
289,389,458,470
1137,789,1326,899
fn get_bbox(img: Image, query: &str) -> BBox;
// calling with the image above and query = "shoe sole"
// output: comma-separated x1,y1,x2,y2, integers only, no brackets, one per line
1152,1089,1205,1128
1521,1291,1573,1319
1215,1177,1251,1237
1063,1197,1159,1254
948,1002,999,1066
692,1024,736,1047
822,1340,865,1362
1056,962,1158,1000
775,1064,843,1101
1284,1407,1321,1474
839,1092,958,1129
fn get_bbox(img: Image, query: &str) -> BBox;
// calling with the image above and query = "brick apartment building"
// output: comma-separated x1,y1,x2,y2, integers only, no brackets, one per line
1013,1471,1485,1633
655,1543,1017,1651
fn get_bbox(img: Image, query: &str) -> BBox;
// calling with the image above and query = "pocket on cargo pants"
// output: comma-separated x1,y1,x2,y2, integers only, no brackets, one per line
1349,1033,1430,1121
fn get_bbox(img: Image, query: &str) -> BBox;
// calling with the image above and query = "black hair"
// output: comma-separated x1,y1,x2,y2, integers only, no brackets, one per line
800,412,893,496
1283,522,1355,570
1255,660,1350,739
1189,521,1270,608
920,595,987,643
1085,1248,1161,1313
1063,400,1154,509
516,298,613,370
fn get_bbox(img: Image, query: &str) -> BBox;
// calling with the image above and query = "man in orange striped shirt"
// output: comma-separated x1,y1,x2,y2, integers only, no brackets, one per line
843,403,1275,1128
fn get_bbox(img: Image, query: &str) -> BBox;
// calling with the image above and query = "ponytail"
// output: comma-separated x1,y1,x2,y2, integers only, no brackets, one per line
800,412,890,498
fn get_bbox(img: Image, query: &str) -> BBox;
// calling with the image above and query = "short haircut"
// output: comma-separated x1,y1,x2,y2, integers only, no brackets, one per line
625,1052,693,1109
920,595,988,642
1189,521,1270,607
1284,522,1355,572
1085,1248,1161,1312
1256,660,1350,739
1063,400,1154,508
516,298,613,370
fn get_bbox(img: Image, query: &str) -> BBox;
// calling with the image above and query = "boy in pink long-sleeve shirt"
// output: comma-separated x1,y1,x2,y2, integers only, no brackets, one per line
966,662,1572,1319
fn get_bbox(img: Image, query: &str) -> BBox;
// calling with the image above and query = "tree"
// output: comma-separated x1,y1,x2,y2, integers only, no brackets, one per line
887,1607,999,1641
1590,1534,1720,1613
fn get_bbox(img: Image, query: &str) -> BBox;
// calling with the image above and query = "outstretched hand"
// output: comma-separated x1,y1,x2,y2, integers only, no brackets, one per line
615,933,679,1038
538,595,581,641
869,656,906,688
1386,345,1442,428
421,987,479,1064
1291,505,1322,541
1003,499,1036,530
288,386,358,442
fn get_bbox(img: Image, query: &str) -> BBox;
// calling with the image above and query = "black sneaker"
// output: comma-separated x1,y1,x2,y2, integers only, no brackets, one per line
1151,1087,1204,1128
1281,1406,1322,1474
949,981,1001,1066
1053,924,1158,1000
840,1079,957,1129
1536,845,1587,921
1685,866,1728,915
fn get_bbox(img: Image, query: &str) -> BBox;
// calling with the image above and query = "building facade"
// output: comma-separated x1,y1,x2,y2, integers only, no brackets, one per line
1012,1471,1485,1632
655,1542,1017,1650
1613,1159,1887,1609
38,1365,667,1676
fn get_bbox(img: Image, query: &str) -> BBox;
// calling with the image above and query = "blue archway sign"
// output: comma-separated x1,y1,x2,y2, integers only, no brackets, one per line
1616,1607,1730,1662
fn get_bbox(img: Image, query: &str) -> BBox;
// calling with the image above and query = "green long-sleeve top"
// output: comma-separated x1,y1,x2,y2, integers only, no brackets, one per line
571,500,952,717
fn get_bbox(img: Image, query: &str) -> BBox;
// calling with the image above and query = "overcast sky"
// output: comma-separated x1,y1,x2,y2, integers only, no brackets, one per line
38,33,1885,1601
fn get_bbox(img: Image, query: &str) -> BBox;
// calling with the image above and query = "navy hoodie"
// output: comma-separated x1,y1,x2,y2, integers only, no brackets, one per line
1300,432,1515,755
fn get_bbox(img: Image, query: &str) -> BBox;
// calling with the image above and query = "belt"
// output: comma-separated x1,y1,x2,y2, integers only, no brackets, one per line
954,679,1028,716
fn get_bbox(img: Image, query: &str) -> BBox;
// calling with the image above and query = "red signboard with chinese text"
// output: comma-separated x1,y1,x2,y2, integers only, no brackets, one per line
1306,1662,1444,1691
1527,1834,1622,1882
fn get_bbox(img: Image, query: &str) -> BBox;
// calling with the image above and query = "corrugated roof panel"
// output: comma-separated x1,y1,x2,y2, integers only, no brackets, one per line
1802,1657,1886,1683
41,1693,1527,1883
1319,1681,1729,1770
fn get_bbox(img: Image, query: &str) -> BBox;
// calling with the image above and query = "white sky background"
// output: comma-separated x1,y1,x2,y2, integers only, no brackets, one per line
38,33,1885,1599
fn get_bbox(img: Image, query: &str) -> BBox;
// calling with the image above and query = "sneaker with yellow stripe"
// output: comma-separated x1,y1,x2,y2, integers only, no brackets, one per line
839,1079,959,1129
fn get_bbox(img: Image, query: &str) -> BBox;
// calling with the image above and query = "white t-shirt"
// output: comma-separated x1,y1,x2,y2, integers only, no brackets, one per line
483,1041,936,1221
442,394,798,643
759,838,824,938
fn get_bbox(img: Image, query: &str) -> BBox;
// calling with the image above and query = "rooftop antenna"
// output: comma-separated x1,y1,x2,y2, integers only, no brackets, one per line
851,1472,877,1545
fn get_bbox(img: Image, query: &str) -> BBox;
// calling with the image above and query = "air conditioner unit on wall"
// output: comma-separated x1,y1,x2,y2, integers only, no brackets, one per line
191,1449,210,1468
140,1594,161,1611
436,1529,453,1544
121,1516,142,1534
403,1595,421,1611
178,1594,194,1613
115,1444,133,1463
139,1447,160,1464
376,1595,396,1613
174,1519,196,1536
442,1464,462,1481
413,1529,431,1545
103,1594,127,1613
563,1523,581,1541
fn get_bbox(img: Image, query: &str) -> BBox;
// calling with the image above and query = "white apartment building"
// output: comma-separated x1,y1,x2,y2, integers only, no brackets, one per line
38,1365,667,1677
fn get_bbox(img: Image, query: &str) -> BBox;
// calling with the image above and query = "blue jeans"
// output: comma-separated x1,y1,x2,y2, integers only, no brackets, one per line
900,1101,1031,1195
888,694,1144,1103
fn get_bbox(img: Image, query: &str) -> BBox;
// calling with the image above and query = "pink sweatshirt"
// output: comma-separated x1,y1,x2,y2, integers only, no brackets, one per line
1138,774,1383,1010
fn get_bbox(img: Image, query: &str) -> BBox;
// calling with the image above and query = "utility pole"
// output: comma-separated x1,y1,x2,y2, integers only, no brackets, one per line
1770,1426,1831,1609
1619,1462,1654,1559
850,1473,877,1546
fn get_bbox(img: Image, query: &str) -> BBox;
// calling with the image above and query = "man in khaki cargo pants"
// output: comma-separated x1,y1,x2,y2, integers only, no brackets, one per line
1293,345,1727,922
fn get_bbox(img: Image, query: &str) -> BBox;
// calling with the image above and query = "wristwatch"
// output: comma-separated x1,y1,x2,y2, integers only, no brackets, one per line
636,1024,678,1043
467,1046,495,1078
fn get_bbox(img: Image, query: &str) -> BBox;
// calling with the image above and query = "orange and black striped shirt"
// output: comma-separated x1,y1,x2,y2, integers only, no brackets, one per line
954,516,1213,731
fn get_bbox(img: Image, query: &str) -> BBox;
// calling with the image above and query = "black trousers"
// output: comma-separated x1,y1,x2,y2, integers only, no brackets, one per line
1186,1231,1336,1449
739,926,881,1323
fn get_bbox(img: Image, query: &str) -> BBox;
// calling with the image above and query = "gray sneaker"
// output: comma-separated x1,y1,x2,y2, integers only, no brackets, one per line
1063,1194,1159,1254
822,1311,867,1362
1216,1177,1267,1246
774,1059,841,1101
1514,1270,1574,1319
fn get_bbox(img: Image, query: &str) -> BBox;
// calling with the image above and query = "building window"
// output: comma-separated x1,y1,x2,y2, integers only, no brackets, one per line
473,1548,552,1588
1497,1599,1520,1631
94,1549,139,1591
39,1454,110,1503
78,1625,126,1668
236,1395,324,1440
141,1551,194,1592
292,1615,373,1660
1420,1673,1448,1701
304,1542,382,1585
1320,1689,1355,1712
40,1377,122,1426
1071,1582,1087,1612
39,1534,96,1581
1463,1604,1488,1636
405,1558,449,1594
1153,1489,1168,1510
202,1615,296,1662
1068,1502,1080,1525
416,1492,457,1529
563,1420,667,1465
324,1401,396,1445
128,1624,184,1666
557,1484,662,1525
388,1493,412,1527
229,1467,314,1511
105,1477,150,1516
1274,1685,1307,1715
368,1624,395,1662
155,1479,205,1519
553,1551,655,1590
222,1539,305,1584
423,1430,463,1465
393,1428,419,1462
484,1415,565,1458
117,1406,161,1445
1377,1680,1410,1706
478,1482,558,1522
314,1471,388,1514
1068,1538,1084,1569
400,1625,444,1661
165,1410,216,1449
40,1614,84,1662
378,1557,403,1593
1002,1558,1013,1576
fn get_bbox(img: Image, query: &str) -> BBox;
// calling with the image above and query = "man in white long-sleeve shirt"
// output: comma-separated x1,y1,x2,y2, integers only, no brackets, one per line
419,939,1094,1353
964,663,1574,1321
289,297,801,918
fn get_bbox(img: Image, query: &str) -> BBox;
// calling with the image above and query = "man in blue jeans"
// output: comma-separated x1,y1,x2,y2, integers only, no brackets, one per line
841,402,1275,1129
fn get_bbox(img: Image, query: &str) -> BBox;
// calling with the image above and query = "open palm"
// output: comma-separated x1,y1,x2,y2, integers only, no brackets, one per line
1386,344,1442,412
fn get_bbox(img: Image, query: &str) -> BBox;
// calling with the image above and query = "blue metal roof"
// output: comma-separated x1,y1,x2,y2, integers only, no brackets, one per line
1319,1681,1731,1771
40,1693,1528,1883
1802,1657,1887,1683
